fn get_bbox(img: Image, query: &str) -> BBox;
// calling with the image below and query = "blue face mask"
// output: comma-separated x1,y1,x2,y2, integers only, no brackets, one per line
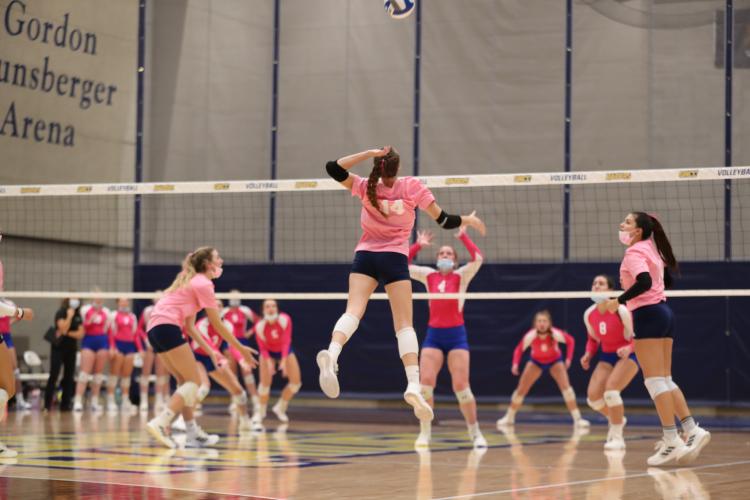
436,258,454,271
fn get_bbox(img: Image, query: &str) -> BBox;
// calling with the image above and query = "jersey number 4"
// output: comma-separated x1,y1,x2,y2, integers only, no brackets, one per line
437,280,447,293
379,199,405,215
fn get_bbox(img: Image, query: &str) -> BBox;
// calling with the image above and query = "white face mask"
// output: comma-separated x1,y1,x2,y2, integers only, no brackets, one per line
69,299,80,309
212,264,223,279
229,299,241,307
591,295,607,304
119,306,130,312
264,312,278,322
618,230,634,246
436,258,454,271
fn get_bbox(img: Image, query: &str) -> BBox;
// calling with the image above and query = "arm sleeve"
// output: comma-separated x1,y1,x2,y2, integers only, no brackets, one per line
585,337,599,356
408,242,422,264
228,345,244,363
512,338,525,367
563,332,576,364
281,315,292,358
408,264,433,287
254,325,270,359
134,329,144,352
617,272,652,304
458,231,481,260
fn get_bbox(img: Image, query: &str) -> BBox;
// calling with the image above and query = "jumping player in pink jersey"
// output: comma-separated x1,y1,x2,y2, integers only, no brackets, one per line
74,291,112,412
137,291,170,413
145,247,257,449
316,146,485,424
253,299,300,429
580,275,639,451
0,236,34,457
222,291,261,416
104,297,141,414
497,310,589,429
408,228,486,449
603,213,710,466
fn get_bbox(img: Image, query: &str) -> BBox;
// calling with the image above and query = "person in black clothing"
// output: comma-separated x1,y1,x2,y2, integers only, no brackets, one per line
45,298,84,411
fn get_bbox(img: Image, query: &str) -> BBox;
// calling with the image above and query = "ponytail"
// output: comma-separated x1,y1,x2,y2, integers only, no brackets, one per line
164,246,215,293
633,212,679,288
367,159,388,217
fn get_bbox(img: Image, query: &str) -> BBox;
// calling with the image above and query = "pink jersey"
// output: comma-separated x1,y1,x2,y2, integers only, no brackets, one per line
409,232,483,328
254,313,292,358
80,304,111,336
583,305,634,354
148,274,217,330
349,174,435,255
619,238,666,311
512,328,575,366
221,305,259,339
108,310,141,349
0,259,9,333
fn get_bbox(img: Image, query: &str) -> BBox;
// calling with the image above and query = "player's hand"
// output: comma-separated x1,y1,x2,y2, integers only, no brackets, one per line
239,345,258,368
604,298,619,313
580,353,591,371
616,345,632,358
511,364,520,376
368,146,391,158
416,230,433,247
266,357,276,376
462,211,486,236
21,307,33,321
565,359,572,370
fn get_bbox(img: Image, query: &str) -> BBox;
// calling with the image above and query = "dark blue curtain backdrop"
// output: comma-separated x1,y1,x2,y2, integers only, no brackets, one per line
134,262,750,403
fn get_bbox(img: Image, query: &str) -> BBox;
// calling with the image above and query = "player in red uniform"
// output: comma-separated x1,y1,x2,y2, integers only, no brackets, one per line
497,310,589,428
221,291,261,416
580,275,639,450
74,291,112,412
105,297,141,414
408,227,486,449
253,299,300,429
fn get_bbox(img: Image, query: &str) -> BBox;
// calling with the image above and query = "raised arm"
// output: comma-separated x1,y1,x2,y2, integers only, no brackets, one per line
454,227,484,283
423,202,486,236
325,147,392,191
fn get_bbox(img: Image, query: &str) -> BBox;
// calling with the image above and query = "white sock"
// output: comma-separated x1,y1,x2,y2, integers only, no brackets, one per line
420,419,431,436
467,421,480,437
571,408,582,420
405,365,420,385
506,407,517,419
185,419,198,435
74,395,82,405
610,423,624,437
251,395,260,406
328,341,343,363
260,404,267,418
156,408,176,426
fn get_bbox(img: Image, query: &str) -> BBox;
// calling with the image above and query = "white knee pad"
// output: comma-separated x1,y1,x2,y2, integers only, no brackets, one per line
108,375,120,388
562,387,576,402
455,387,475,405
287,382,302,394
587,398,606,411
333,313,359,340
243,373,256,386
258,384,270,396
156,375,169,386
420,384,434,400
78,372,92,383
603,390,623,407
665,376,679,391
644,377,670,399
175,381,199,406
197,384,210,403
232,390,248,406
94,373,108,385
395,327,419,358
511,390,525,405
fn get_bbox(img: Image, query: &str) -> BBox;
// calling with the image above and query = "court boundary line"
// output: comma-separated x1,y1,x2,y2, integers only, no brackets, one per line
432,459,750,499
0,472,282,499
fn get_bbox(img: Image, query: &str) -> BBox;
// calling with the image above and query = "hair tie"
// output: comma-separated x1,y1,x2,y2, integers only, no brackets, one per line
647,212,659,222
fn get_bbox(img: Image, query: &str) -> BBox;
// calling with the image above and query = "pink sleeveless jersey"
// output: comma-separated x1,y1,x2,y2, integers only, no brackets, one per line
350,174,435,256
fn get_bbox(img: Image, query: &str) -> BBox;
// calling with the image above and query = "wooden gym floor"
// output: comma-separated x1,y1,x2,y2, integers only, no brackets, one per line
0,402,748,499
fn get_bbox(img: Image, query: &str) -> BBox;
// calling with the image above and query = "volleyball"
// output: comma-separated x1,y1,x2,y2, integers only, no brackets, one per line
384,0,415,19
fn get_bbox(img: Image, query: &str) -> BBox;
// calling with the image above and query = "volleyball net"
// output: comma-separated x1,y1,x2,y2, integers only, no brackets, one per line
0,165,749,301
